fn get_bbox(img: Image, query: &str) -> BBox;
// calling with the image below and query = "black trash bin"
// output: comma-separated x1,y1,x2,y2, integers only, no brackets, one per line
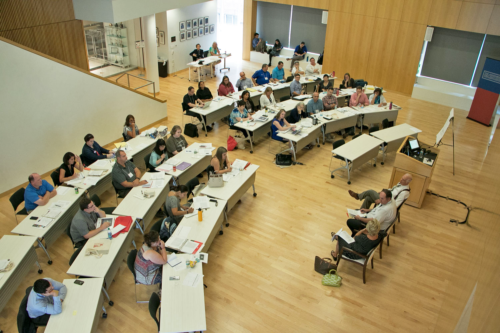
158,60,168,78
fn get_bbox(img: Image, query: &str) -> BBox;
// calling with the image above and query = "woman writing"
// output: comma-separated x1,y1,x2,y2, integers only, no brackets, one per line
165,185,194,224
331,219,381,261
241,90,256,112
267,39,282,66
369,88,387,107
229,100,253,138
218,76,235,96
271,109,295,142
259,87,276,109
209,41,222,71
196,81,213,102
340,73,355,90
286,102,307,124
210,147,232,174
317,74,333,93
59,152,84,184
123,114,140,141
166,125,189,158
134,230,168,285
149,139,167,168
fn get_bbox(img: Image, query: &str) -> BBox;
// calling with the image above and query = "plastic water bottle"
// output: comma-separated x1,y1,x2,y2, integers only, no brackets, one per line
107,227,112,240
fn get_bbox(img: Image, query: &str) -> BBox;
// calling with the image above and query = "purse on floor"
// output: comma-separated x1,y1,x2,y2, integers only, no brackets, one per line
321,269,342,287
314,256,337,275
276,153,292,166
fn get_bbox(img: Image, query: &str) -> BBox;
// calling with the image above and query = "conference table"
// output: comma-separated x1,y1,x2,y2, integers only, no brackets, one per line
120,131,168,170
44,278,106,333
160,253,206,333
0,235,42,323
300,75,337,94
319,107,359,144
189,97,235,137
11,186,83,263
330,134,383,184
370,123,422,164
277,118,323,163
67,159,114,199
187,55,224,81
351,103,401,132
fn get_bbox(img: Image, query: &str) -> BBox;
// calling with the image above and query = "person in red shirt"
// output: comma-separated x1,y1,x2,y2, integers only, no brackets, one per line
218,76,235,96
350,86,369,107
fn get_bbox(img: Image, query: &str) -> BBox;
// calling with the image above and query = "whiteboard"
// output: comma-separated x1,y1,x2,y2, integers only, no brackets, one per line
436,108,454,145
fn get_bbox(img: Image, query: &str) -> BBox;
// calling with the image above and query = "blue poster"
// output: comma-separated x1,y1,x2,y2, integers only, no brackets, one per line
477,57,500,94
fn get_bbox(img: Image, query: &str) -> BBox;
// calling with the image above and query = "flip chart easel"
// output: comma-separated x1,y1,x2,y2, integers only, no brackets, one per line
435,108,455,175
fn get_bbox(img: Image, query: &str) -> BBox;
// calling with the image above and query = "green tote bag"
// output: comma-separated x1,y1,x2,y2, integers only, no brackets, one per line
321,269,342,287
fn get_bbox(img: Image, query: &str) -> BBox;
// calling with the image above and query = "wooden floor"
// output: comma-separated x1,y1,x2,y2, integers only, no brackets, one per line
0,58,496,333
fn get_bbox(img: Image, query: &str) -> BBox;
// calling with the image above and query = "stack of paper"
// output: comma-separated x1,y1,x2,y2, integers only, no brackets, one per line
55,187,70,196
34,217,53,228
166,158,182,166
44,209,62,219
347,209,367,218
51,200,71,209
150,180,164,189
192,196,210,210
83,177,100,186
232,159,248,170
149,173,164,180
88,170,104,176
93,160,109,168
167,253,183,268
334,228,355,244
66,174,84,186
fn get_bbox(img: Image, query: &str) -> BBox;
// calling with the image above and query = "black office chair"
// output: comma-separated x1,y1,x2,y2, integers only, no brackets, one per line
149,292,161,330
9,187,28,223
122,133,128,142
50,170,61,187
17,286,46,332
352,133,362,140
80,154,88,168
144,153,158,173
203,50,209,58
369,126,379,135
65,222,76,249
69,247,83,267
280,95,290,102
150,219,163,234
332,140,345,160
111,182,127,205
286,75,293,82
90,194,115,215
382,118,393,129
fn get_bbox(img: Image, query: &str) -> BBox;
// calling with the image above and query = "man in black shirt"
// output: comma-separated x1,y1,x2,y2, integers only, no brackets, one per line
183,86,212,132
189,43,204,61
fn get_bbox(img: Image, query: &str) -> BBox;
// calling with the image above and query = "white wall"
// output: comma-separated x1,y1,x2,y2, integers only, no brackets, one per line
412,76,476,111
0,40,167,193
166,1,218,74
122,18,142,67
156,12,169,60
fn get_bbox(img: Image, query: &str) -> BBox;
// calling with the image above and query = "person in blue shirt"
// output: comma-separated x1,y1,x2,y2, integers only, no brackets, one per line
271,61,285,81
252,64,275,86
271,109,295,142
81,133,114,166
24,173,57,212
306,92,324,115
287,41,307,71
27,278,67,325
229,100,253,138
252,32,266,53
149,139,167,169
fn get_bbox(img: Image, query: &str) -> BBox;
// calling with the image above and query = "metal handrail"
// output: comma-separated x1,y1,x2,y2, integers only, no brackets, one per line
116,73,156,98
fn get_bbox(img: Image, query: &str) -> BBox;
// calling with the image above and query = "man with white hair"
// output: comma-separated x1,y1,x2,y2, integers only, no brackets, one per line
348,173,413,209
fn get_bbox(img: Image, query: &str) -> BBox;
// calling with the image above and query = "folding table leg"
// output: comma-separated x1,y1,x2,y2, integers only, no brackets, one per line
37,238,52,264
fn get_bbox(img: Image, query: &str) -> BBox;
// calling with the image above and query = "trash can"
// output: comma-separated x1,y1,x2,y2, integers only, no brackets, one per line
158,60,168,78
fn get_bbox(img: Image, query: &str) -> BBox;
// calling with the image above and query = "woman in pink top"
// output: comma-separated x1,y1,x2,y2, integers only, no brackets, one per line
218,75,235,96
349,86,369,107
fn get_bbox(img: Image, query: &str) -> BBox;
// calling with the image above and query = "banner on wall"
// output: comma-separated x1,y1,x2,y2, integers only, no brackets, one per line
467,57,500,126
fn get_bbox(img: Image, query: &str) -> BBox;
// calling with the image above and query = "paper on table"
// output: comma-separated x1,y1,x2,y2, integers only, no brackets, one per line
0,259,10,270
83,177,100,186
347,209,367,218
66,176,83,186
193,196,210,209
166,158,182,166
199,149,212,156
52,200,71,209
167,237,187,249
44,209,62,219
35,217,53,227
232,159,248,170
294,95,311,100
334,228,355,244
167,253,182,268
88,170,104,176
111,224,125,235
183,272,202,287
180,240,199,254
150,173,164,180
151,180,165,189
198,143,212,148
93,160,109,168
197,252,208,264
177,226,192,239
55,187,70,196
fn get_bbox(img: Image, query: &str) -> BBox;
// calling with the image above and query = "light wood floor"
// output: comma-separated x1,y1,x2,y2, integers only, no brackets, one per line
0,58,496,333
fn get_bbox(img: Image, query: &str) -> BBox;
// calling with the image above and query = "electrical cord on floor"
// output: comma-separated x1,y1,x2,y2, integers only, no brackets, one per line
426,189,471,226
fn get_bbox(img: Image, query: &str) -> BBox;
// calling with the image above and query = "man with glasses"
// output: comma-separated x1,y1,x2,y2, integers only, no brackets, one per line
70,196,110,248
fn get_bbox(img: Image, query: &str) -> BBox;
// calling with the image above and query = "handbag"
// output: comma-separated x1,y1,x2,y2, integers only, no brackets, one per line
184,123,199,138
314,256,337,275
227,135,237,151
321,269,342,287
276,153,293,166
208,174,224,188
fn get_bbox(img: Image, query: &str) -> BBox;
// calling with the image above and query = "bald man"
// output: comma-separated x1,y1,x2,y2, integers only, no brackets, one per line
25,173,58,213
348,173,412,209
235,72,254,91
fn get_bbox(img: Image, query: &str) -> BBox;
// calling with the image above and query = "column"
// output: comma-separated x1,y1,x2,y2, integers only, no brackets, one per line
142,14,160,94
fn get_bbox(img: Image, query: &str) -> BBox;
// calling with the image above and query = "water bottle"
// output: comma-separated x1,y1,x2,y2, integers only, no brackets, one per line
307,56,309,62
107,227,112,240
419,149,424,159
389,101,393,110
198,208,203,222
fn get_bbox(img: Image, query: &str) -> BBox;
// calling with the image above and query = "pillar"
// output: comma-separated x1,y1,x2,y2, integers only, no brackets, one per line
142,14,160,94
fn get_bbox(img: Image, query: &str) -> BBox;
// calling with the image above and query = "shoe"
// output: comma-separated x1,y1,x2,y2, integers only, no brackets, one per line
286,58,291,61
348,190,359,200
342,132,348,139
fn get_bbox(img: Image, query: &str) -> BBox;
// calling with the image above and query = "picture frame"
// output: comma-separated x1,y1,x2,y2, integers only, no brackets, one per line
204,16,209,26
192,19,198,29
199,27,204,37
205,26,209,35
179,21,186,31
180,32,186,42
210,24,215,34
159,31,165,45
193,29,198,38
186,20,191,30
187,30,192,40
198,18,204,27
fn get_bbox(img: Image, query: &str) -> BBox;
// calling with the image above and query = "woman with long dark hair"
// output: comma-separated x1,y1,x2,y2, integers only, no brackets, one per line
165,185,194,223
123,114,140,141
210,147,232,174
218,75,235,96
149,139,167,167
59,152,84,184
267,39,282,66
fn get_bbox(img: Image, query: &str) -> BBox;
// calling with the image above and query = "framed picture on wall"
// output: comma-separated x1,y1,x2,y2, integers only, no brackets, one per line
210,24,215,34
187,30,192,40
204,17,209,25
192,19,198,29
179,21,186,31
199,27,204,36
198,18,204,27
186,20,191,30
193,29,198,38
180,32,186,42
159,31,165,45
205,26,209,35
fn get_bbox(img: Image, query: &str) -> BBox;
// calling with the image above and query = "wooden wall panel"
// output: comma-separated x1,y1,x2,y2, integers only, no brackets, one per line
402,0,432,24
35,24,65,61
352,0,379,16
347,14,375,80
464,0,496,4
329,14,353,78
486,5,500,35
334,0,353,13
39,0,75,24
59,21,89,71
243,0,257,61
322,10,336,74
428,0,462,29
255,0,328,9
456,2,494,33
376,0,404,21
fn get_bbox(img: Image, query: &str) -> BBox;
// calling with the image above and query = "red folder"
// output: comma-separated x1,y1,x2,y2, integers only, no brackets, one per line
113,216,133,238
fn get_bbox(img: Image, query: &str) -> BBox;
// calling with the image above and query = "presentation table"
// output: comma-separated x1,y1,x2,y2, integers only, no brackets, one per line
0,235,42,319
189,97,235,136
11,186,83,263
201,164,259,212
219,52,231,72
351,104,401,132
370,123,422,164
318,107,359,144
156,142,213,185
160,253,206,333
277,119,323,163
187,55,221,81
44,278,106,333
330,134,384,184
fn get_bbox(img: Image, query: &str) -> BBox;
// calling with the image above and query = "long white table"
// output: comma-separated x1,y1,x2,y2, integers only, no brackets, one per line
187,55,221,81
189,97,235,136
45,278,106,333
301,75,337,94
121,133,166,170
67,159,114,199
370,123,422,164
201,164,259,212
319,107,359,144
330,134,384,184
112,173,172,232
11,186,83,263
277,119,323,163
160,254,206,333
351,104,401,132
0,235,42,319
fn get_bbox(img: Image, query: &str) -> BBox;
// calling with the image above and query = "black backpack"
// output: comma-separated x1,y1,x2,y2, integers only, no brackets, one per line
159,217,178,242
276,153,293,166
184,123,199,138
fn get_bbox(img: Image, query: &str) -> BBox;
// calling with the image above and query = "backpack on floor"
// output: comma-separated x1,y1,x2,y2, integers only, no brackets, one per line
184,123,199,138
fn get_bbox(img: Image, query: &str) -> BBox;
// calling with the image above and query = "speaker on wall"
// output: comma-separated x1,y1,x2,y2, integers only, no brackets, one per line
322,11,328,24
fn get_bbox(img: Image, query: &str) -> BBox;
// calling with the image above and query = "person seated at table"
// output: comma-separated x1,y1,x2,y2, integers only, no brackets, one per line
189,43,204,62
229,100,253,138
241,90,256,112
291,61,305,76
123,114,140,141
183,86,211,132
260,87,276,108
150,139,168,168
286,102,307,124
70,196,110,248
196,81,213,102
349,173,412,209
290,74,303,97
252,64,273,86
267,39,282,66
165,185,194,224
317,74,333,93
211,147,233,174
331,219,381,261
166,125,189,158
322,87,338,111
112,150,148,197
135,230,168,286
209,41,222,71
272,61,285,81
307,92,324,115
236,72,254,91
27,278,67,325
287,41,307,71
369,87,387,107
350,86,369,107
271,109,295,142
25,173,57,213
305,57,321,76
252,32,266,53
59,152,84,184
346,189,396,236
340,72,355,89
218,75,235,96
81,134,114,166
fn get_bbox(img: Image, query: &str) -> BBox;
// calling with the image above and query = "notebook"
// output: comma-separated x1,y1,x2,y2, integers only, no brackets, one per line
176,162,192,171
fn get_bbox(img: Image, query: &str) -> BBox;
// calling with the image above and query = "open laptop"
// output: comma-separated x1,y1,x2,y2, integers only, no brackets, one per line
201,101,211,109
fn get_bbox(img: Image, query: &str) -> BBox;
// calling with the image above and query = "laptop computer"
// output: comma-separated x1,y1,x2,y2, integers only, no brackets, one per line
201,101,211,109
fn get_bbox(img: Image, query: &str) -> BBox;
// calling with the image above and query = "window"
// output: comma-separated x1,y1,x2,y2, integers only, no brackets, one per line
225,14,237,25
